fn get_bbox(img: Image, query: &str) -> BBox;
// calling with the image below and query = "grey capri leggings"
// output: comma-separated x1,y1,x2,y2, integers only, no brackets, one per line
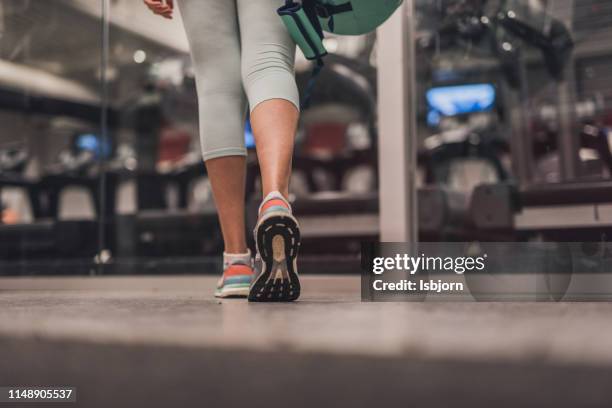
178,0,300,161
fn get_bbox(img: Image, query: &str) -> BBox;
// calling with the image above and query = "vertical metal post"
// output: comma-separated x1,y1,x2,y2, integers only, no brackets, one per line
377,0,417,244
557,75,580,181
97,0,110,274
508,49,535,186
553,0,579,182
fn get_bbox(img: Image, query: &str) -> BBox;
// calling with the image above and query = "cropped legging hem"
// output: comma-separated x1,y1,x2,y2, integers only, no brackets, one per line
248,72,301,114
202,147,248,162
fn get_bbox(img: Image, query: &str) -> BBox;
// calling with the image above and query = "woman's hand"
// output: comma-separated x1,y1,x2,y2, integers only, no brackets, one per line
143,0,174,19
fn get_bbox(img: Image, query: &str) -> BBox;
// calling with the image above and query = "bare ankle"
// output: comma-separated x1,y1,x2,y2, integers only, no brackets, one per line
224,244,248,254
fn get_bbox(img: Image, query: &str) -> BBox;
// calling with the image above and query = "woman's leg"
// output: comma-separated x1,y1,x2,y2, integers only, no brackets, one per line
238,0,302,301
250,101,299,199
237,0,300,200
178,0,248,254
204,156,247,253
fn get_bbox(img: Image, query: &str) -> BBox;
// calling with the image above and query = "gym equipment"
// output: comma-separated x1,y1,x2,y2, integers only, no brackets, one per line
45,132,110,177
532,123,612,184
0,147,28,174
0,147,43,220
426,83,496,125
471,180,612,241
289,52,379,193
419,75,510,192
420,131,509,187
416,0,612,245
495,1,574,81
295,54,376,117
293,150,377,192
279,0,401,107
419,0,575,87
37,132,114,218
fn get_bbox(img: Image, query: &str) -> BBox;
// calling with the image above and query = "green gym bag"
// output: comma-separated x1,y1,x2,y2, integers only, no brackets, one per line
278,0,403,106
278,0,403,59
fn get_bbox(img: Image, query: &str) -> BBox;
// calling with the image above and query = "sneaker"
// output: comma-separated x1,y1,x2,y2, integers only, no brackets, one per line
248,191,301,302
215,251,254,298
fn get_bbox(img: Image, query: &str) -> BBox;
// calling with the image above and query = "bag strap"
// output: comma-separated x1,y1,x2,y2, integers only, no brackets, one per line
313,2,353,32
283,0,348,109
301,0,325,39
301,59,324,109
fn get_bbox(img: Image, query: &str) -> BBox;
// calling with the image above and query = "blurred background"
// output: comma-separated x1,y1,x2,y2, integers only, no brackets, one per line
1,0,612,276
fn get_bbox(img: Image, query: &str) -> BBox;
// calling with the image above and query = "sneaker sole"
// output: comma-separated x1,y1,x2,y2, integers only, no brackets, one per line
249,213,301,302
215,284,250,298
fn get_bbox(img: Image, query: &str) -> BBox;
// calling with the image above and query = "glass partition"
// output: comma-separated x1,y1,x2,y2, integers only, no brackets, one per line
99,1,209,273
5,0,612,276
0,0,104,275
0,0,383,276
92,1,381,274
